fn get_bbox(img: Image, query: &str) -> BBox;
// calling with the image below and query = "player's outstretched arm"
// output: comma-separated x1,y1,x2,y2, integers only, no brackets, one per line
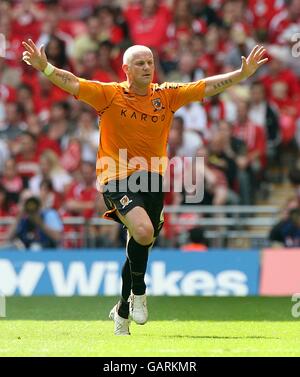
22,39,79,96
203,45,268,97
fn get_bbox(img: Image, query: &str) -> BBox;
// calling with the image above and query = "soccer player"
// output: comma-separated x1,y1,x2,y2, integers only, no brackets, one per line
22,39,268,335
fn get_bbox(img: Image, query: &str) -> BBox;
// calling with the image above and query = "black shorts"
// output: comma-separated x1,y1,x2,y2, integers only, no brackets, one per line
102,171,164,237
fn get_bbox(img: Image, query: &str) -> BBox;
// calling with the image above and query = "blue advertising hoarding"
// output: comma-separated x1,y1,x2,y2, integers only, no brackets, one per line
0,249,260,296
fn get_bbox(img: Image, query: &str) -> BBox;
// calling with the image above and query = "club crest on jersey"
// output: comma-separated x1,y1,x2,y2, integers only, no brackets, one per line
152,98,163,111
120,195,133,209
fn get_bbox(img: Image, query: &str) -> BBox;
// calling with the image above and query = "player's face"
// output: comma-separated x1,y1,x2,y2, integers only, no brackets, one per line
126,51,154,87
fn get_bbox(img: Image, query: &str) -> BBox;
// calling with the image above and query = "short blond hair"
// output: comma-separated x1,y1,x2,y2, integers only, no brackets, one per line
122,45,153,65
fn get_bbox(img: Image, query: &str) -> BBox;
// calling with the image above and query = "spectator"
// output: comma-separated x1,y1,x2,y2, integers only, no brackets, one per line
26,113,43,139
203,93,237,136
41,100,73,154
95,5,124,45
261,46,300,147
175,102,208,139
288,167,300,203
64,160,98,218
208,131,240,203
186,145,229,206
269,0,300,44
59,0,95,20
75,50,99,80
28,149,72,195
231,100,266,204
248,0,284,36
39,178,62,211
232,99,267,178
30,73,68,124
60,137,82,173
92,41,120,82
71,109,98,163
0,184,18,246
260,45,300,109
124,0,172,52
45,35,72,71
224,23,255,70
218,120,252,205
279,196,300,221
1,158,24,205
16,83,35,115
249,81,280,160
11,0,44,57
203,25,226,75
221,0,248,29
36,6,75,57
180,226,208,252
15,131,40,187
166,51,203,83
62,160,99,248
168,116,203,157
269,207,300,248
189,32,220,77
8,195,63,250
165,0,207,56
190,0,220,26
0,102,27,148
72,15,101,61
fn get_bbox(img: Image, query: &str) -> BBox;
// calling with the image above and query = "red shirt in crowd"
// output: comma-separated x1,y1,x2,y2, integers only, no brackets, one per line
248,0,284,30
65,182,98,219
260,68,300,105
1,176,23,197
124,3,172,51
232,121,267,168
269,6,300,43
15,153,40,181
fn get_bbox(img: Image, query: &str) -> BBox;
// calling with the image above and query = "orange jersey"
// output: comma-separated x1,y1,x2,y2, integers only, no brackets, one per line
76,79,206,185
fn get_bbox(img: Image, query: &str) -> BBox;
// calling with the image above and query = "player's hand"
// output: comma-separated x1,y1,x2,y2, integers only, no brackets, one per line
22,39,48,72
240,45,268,79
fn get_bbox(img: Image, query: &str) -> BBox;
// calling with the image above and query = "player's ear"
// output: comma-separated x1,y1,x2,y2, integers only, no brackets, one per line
122,64,128,76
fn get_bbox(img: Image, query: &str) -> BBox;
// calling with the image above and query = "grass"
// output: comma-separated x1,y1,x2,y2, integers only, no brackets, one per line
0,297,299,357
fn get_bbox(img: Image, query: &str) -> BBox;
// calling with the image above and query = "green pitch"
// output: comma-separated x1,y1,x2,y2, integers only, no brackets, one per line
0,297,299,357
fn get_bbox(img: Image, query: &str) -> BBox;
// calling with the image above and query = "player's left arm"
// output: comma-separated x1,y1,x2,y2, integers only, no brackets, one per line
203,45,268,97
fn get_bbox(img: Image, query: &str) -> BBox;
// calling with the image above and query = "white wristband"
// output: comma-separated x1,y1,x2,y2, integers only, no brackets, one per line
43,62,55,76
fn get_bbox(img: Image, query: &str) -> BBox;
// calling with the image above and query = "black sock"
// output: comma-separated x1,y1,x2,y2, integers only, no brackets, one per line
127,237,151,296
121,257,131,301
117,255,131,319
117,298,130,319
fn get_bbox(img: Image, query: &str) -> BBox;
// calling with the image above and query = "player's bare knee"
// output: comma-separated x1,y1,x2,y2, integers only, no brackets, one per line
134,223,154,245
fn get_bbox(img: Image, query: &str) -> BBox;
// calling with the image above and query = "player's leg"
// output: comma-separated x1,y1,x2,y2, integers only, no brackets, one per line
102,194,132,334
104,172,161,329
117,230,132,319
116,207,154,324
118,207,154,297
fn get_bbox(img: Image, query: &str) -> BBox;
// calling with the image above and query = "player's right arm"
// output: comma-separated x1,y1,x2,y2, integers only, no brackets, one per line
22,39,79,96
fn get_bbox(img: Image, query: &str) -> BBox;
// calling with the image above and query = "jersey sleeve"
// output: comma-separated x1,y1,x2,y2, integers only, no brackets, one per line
75,78,117,113
164,80,206,112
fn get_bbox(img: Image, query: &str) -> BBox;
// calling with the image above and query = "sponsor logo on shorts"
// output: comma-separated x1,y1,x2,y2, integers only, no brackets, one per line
120,195,133,209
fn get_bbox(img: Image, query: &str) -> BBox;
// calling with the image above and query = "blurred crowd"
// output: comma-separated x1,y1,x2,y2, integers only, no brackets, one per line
0,0,300,249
